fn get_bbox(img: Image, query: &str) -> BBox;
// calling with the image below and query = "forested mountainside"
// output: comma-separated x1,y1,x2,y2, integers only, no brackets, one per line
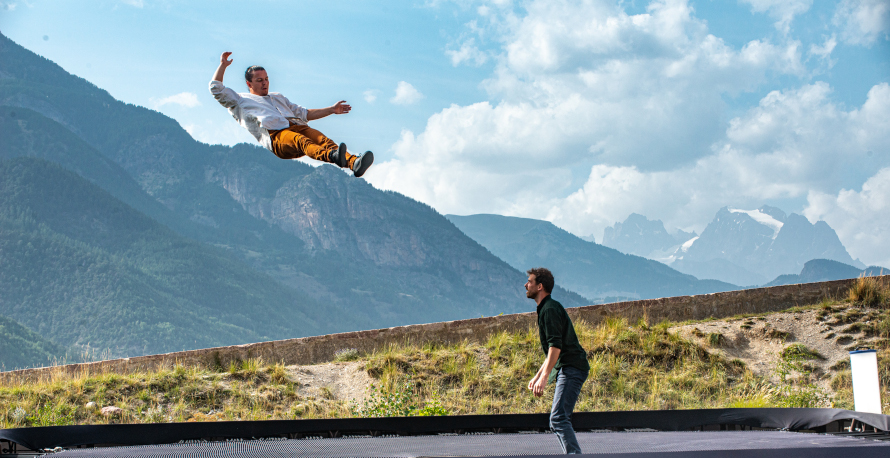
0,158,357,356
0,313,66,371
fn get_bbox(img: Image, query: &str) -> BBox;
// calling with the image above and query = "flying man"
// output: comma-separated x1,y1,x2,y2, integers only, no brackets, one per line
210,52,373,177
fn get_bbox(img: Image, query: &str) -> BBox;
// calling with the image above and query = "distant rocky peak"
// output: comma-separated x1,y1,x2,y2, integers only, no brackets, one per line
673,228,698,245
602,213,677,257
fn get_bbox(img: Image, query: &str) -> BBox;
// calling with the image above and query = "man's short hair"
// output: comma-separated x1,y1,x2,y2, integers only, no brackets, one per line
527,267,554,294
245,65,265,82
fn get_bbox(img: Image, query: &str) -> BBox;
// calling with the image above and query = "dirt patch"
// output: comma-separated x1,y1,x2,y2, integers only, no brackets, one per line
671,307,881,389
285,362,372,404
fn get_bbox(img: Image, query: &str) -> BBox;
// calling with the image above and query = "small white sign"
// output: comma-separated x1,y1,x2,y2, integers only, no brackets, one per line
850,349,882,414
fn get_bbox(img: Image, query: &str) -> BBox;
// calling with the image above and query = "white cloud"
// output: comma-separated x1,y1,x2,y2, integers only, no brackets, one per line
390,81,424,105
122,0,143,7
1,2,16,11
370,0,807,197
152,92,201,109
473,0,804,171
363,89,379,103
741,0,812,34
834,0,890,45
808,35,837,68
447,38,489,66
804,168,890,267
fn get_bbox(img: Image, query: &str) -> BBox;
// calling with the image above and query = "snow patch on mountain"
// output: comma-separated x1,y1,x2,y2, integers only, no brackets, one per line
680,236,699,253
729,208,784,238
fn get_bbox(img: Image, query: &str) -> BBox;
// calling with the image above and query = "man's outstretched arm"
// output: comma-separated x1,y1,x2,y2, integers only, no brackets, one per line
213,52,233,83
307,101,351,120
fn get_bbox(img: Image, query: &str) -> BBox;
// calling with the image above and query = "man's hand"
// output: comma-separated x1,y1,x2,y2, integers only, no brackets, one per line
532,377,547,397
213,52,233,83
528,346,560,397
308,101,352,121
332,100,351,115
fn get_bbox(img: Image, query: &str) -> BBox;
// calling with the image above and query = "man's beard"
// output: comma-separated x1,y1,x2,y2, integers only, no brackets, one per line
526,288,536,299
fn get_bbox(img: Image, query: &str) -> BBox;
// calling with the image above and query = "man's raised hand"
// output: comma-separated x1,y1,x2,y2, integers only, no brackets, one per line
213,52,234,83
332,100,352,115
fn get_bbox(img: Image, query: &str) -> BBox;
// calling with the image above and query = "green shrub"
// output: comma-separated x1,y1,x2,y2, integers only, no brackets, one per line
781,344,824,361
27,403,76,427
773,348,830,408
708,333,726,347
334,348,360,362
349,377,448,418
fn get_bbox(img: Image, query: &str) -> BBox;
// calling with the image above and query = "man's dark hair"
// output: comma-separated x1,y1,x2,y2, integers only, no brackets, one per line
527,267,554,294
245,65,265,82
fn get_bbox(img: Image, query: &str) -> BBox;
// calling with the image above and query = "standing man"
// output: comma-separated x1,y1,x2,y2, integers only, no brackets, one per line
209,52,373,177
526,267,590,455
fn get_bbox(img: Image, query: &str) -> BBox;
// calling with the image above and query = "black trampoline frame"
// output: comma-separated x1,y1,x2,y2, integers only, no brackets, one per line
1,408,889,455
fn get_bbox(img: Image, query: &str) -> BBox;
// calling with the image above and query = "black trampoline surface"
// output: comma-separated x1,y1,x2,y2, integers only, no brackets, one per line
50,430,890,457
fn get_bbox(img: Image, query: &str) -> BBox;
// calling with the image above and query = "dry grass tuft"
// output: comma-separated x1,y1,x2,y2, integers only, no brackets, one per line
848,276,889,309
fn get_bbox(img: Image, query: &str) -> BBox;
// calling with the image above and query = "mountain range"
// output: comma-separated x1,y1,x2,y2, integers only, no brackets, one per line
446,214,736,302
601,206,866,286
764,259,886,287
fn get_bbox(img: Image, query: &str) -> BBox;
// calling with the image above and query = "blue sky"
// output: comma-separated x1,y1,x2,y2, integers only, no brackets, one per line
2,0,890,266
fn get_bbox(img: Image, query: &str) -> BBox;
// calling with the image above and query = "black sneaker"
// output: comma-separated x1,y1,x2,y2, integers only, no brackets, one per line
352,151,374,178
330,143,349,168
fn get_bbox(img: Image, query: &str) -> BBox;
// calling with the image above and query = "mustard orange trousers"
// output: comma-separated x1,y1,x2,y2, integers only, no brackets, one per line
269,124,356,168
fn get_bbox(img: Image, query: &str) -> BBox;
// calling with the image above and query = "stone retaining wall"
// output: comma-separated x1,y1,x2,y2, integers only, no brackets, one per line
2,276,882,384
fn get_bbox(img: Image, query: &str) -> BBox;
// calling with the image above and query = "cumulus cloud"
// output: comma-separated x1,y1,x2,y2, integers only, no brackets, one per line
363,89,379,103
390,81,424,105
447,38,489,66
477,0,802,171
808,35,837,68
741,0,812,34
370,0,808,203
153,92,201,109
834,0,890,45
804,168,890,267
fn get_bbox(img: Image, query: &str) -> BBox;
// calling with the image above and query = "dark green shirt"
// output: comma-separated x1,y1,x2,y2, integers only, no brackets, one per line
537,295,590,382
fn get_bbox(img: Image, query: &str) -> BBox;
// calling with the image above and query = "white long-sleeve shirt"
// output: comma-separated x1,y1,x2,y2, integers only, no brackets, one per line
209,80,309,151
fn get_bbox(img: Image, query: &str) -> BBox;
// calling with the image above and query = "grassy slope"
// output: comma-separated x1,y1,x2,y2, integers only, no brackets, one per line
3,279,888,428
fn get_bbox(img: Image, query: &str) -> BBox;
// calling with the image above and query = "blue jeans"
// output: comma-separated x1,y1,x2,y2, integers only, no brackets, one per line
550,365,588,454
